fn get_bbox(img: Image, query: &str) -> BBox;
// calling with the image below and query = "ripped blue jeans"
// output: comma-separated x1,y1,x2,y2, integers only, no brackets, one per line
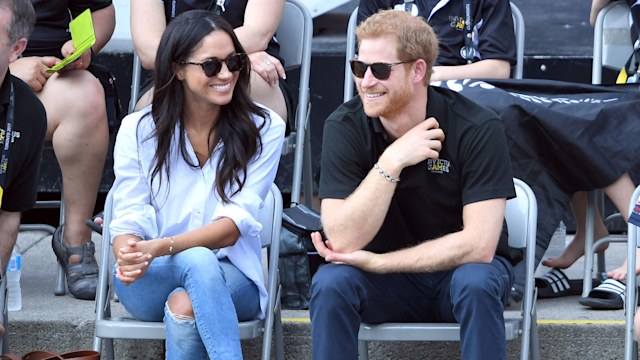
114,247,260,359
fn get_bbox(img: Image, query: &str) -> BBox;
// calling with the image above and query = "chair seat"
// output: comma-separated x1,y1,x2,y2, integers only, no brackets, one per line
359,318,522,342
96,316,264,340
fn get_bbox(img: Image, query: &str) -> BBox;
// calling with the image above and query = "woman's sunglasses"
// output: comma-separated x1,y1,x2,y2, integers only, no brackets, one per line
180,53,247,77
349,59,415,80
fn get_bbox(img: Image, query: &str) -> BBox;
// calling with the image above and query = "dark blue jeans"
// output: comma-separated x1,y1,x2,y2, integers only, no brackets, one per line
309,256,513,360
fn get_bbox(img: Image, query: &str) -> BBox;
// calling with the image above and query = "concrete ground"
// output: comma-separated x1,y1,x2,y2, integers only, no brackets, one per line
5,226,636,359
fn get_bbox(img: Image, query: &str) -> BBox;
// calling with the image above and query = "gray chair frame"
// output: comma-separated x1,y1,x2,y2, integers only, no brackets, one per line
343,2,525,102
624,185,640,360
583,1,634,297
357,178,540,360
92,184,285,360
128,0,314,208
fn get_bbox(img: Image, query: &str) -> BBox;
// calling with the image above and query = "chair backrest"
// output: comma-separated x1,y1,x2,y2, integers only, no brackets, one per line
275,0,314,206
94,184,284,360
357,178,539,360
343,2,525,102
592,1,633,84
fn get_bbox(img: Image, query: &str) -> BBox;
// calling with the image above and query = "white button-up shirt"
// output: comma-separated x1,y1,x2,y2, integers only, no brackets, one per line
109,104,285,318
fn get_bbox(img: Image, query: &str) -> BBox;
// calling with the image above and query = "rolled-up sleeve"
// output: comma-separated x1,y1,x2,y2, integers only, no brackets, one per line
109,112,159,242
211,110,285,236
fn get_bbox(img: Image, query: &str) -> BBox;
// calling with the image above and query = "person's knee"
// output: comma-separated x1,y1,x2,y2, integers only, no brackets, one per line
451,263,506,301
167,290,194,319
46,71,107,125
311,265,361,305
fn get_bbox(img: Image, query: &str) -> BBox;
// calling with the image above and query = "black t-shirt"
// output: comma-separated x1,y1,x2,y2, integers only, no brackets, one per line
0,74,46,212
24,0,112,57
320,86,515,257
358,0,516,66
161,0,281,60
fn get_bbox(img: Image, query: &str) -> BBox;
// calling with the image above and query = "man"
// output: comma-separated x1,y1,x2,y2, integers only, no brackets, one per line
310,10,517,360
9,1,115,299
0,0,45,290
358,0,516,81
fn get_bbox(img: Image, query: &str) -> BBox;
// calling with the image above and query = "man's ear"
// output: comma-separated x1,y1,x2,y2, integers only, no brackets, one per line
8,38,27,63
412,59,428,84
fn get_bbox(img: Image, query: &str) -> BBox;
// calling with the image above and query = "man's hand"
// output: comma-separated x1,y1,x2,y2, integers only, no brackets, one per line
382,117,445,169
9,56,58,92
311,231,384,273
59,39,91,72
248,51,286,86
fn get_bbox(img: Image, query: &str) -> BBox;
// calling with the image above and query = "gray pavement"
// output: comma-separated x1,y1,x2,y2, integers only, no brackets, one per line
6,227,636,359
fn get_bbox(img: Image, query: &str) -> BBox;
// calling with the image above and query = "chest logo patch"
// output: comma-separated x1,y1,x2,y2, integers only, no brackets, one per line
427,159,451,174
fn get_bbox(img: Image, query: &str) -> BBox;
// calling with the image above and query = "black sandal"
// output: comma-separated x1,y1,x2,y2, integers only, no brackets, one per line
51,225,98,300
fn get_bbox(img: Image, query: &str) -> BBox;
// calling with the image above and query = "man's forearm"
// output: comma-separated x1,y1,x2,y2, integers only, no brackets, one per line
322,164,398,253
0,211,21,275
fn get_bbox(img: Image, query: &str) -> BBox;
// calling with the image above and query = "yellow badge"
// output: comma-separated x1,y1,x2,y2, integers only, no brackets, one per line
0,186,3,208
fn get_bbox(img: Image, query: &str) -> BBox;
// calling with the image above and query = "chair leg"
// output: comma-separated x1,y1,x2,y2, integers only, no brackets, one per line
55,263,66,296
531,308,540,360
273,312,284,360
358,340,369,360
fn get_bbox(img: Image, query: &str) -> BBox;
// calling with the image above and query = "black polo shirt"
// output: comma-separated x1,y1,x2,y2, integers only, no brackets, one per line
24,0,112,57
0,73,46,212
358,0,516,66
320,86,515,257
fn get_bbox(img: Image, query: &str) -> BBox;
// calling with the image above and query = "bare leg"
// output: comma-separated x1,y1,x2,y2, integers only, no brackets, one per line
597,173,638,280
542,191,610,269
38,70,108,262
635,307,640,342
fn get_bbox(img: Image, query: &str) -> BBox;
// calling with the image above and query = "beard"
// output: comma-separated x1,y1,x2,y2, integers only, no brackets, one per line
357,76,414,119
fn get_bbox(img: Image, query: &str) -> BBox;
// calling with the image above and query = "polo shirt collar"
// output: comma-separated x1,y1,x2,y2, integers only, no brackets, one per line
369,86,446,142
0,70,10,108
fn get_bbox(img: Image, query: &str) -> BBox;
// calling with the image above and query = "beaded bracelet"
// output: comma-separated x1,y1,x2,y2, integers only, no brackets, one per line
373,163,400,183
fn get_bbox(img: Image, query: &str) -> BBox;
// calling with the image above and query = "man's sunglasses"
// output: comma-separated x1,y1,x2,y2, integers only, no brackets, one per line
180,53,247,77
349,59,415,80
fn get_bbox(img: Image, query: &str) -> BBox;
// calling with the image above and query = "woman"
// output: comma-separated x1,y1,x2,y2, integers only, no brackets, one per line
131,0,291,123
109,11,285,359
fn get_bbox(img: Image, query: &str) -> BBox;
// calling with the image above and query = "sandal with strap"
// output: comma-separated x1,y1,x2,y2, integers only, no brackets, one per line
51,226,98,300
84,211,104,235
578,278,625,310
535,268,583,298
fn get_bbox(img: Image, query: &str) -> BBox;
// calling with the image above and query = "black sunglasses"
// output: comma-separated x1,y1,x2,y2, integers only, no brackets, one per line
350,59,415,80
180,53,247,77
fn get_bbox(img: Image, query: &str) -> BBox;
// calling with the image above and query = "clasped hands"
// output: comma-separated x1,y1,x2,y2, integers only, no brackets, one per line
115,238,156,285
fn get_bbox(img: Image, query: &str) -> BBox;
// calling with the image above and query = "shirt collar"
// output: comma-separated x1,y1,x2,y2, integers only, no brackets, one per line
0,70,10,108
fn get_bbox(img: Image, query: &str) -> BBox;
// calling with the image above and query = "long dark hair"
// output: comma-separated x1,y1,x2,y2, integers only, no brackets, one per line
147,10,267,203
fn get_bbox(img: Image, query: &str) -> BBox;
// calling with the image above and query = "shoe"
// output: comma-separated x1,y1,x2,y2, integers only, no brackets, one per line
535,268,583,298
578,278,625,310
52,225,98,300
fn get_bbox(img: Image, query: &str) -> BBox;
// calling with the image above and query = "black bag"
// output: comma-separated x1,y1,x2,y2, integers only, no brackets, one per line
279,204,323,310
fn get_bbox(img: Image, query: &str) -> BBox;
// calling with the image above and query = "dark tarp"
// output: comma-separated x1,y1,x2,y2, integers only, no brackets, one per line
434,78,640,292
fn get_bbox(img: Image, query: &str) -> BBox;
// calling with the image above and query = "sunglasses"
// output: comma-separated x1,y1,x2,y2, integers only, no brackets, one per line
180,53,247,77
350,59,415,80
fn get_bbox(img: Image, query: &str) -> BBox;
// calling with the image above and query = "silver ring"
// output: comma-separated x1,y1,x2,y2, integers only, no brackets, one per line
265,60,272,65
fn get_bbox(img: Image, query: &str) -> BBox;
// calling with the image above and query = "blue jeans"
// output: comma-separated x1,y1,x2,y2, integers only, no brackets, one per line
114,247,260,360
310,256,513,360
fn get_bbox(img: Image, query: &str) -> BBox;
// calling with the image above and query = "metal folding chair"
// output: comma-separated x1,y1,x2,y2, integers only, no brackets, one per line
624,185,640,360
93,184,284,359
583,0,634,296
343,2,525,102
357,178,540,360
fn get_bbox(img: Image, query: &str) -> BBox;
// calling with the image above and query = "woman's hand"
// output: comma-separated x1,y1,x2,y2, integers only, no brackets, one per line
59,39,91,72
248,51,286,86
115,238,154,285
